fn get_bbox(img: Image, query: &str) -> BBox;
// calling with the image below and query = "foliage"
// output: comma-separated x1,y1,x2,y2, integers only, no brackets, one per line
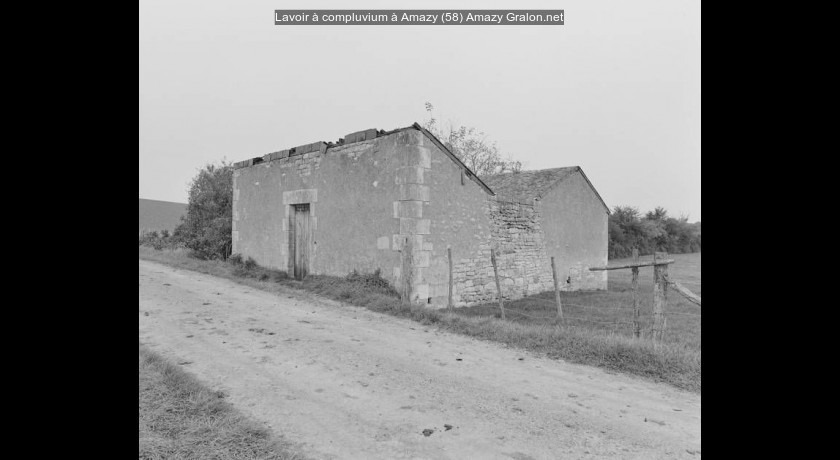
244,256,258,270
227,253,290,281
346,268,399,297
608,206,701,259
139,229,180,251
423,102,522,177
228,253,243,265
174,162,234,260
139,344,300,459
140,247,700,392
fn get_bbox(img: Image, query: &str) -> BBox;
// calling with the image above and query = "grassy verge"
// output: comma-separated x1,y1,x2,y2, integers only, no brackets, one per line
139,247,700,393
139,343,303,459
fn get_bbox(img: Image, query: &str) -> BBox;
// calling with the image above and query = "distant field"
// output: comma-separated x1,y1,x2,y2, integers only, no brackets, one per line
139,198,186,232
610,252,701,295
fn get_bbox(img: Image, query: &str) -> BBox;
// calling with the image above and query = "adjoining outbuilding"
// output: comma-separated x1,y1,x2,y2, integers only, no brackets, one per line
232,123,608,307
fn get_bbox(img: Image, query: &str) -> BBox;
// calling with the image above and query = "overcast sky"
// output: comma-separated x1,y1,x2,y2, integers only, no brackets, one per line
139,0,700,220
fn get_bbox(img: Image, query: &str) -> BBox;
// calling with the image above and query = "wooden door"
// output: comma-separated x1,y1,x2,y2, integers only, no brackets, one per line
291,204,310,279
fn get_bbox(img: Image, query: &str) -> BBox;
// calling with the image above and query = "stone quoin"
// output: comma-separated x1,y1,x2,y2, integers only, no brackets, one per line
232,123,609,308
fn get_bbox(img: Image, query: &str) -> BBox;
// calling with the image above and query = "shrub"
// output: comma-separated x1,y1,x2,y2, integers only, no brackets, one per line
345,269,399,297
173,162,233,260
244,257,258,270
139,229,179,251
139,230,159,246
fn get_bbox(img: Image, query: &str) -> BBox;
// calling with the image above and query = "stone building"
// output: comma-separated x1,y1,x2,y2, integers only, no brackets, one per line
232,123,609,307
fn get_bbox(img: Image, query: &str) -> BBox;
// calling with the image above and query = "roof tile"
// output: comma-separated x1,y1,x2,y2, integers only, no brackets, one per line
483,167,580,201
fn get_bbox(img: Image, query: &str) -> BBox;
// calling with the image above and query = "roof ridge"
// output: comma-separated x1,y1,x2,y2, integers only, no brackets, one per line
486,166,579,177
481,166,608,213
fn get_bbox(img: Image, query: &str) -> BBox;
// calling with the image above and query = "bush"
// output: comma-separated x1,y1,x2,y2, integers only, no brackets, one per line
227,255,290,282
139,230,159,246
139,229,178,251
244,257,258,270
173,162,233,260
345,269,399,297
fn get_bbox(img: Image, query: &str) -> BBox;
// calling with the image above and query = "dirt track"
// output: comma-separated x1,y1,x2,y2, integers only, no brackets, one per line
139,259,701,459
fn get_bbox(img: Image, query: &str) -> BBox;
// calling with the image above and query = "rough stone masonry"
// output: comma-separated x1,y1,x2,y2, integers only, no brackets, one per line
232,123,608,308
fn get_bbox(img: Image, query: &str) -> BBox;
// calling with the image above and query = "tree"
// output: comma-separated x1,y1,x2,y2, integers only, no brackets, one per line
423,102,522,177
174,161,233,260
608,205,701,258
645,207,669,250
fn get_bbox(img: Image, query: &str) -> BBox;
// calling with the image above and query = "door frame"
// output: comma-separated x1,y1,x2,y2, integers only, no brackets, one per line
289,203,311,280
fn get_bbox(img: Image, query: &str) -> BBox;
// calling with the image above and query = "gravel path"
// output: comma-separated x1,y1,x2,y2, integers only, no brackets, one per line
139,259,701,459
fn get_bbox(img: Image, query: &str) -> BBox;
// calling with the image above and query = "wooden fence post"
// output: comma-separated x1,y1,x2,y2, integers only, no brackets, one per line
631,248,640,338
652,251,668,340
490,249,505,320
551,256,563,322
447,247,454,310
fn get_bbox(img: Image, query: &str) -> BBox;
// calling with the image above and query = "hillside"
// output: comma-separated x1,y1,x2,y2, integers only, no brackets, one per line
139,198,186,232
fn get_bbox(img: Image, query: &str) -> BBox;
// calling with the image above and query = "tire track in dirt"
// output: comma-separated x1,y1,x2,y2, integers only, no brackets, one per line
139,259,701,459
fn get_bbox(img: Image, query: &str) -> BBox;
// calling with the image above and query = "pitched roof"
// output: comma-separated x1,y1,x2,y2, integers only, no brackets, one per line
483,167,578,201
483,167,610,213
233,122,495,195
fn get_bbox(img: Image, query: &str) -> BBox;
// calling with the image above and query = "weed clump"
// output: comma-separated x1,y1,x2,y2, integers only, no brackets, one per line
244,257,258,270
345,269,398,296
228,254,289,282
139,229,179,251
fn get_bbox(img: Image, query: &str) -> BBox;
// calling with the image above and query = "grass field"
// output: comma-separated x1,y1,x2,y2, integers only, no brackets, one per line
139,198,187,233
139,343,302,459
459,252,701,351
139,247,701,392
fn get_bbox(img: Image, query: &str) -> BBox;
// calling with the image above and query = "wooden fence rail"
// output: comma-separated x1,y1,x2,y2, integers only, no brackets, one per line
444,247,698,340
666,277,701,306
589,250,700,341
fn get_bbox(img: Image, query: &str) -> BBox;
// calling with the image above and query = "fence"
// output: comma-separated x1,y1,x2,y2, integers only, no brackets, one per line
435,246,700,342
588,249,701,340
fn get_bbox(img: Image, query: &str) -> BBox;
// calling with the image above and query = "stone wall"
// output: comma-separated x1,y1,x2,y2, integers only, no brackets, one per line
390,129,433,303
420,132,495,308
540,171,609,291
232,125,607,310
487,198,555,297
449,197,554,306
232,133,403,280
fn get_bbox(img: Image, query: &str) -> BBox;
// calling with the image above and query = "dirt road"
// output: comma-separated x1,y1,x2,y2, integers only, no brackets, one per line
139,260,701,459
